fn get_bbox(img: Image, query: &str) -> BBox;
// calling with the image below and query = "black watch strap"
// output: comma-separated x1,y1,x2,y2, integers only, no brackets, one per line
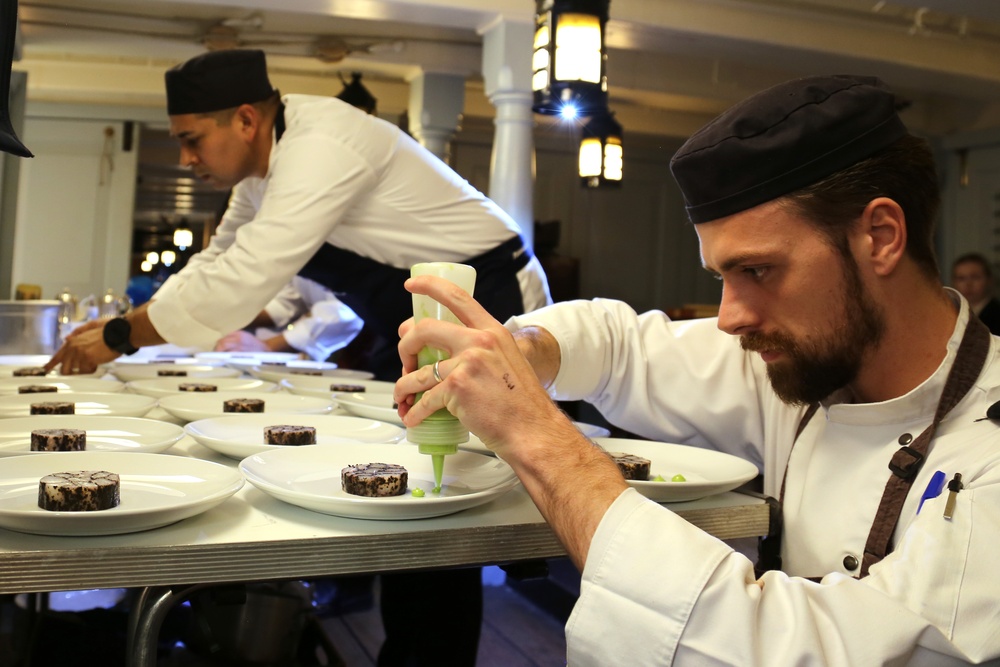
103,317,139,355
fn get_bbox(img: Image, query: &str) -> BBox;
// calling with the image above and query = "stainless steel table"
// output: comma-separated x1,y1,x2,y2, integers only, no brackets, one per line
0,409,770,665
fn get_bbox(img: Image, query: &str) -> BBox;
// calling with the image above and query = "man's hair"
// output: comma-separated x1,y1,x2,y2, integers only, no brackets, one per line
198,90,281,125
781,134,941,279
953,252,993,279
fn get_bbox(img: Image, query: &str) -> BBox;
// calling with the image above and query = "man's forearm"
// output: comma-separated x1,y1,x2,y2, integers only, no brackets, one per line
125,303,167,348
513,325,561,389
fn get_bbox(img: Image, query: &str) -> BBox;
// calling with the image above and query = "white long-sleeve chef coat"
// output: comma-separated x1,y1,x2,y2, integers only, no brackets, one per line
507,289,1000,666
262,276,363,361
153,94,550,348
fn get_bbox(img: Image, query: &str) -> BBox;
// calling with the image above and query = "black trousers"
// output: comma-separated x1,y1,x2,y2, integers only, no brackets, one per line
377,568,483,666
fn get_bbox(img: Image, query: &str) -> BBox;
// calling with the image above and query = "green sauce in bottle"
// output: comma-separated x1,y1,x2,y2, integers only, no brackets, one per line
406,263,476,492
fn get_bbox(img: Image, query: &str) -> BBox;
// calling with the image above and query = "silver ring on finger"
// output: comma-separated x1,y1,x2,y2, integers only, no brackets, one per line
432,360,444,384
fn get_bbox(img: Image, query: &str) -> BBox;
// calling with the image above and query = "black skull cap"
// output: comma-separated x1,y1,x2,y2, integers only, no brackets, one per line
669,75,908,224
165,49,275,115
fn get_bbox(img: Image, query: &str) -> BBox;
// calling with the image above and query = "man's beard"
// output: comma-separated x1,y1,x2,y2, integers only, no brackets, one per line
740,256,885,406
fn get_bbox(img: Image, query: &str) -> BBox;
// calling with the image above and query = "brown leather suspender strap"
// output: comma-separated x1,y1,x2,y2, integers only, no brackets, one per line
756,313,992,580
858,315,991,576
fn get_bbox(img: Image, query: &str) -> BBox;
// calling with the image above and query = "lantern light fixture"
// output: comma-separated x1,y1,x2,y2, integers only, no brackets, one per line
140,260,152,272
173,224,193,250
532,0,610,117
160,249,177,267
578,109,623,188
145,251,159,265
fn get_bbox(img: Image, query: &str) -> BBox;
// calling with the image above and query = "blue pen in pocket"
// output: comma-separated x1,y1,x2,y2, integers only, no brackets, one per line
917,470,947,514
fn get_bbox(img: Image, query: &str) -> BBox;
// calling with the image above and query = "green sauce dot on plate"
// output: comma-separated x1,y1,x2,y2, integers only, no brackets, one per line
671,474,687,482
432,486,442,494
651,475,666,482
411,488,425,498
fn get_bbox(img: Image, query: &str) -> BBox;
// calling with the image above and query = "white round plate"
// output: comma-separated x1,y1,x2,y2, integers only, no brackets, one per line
185,414,405,460
0,451,244,536
158,390,334,423
0,416,185,456
0,376,126,395
0,356,54,378
455,421,612,456
592,438,759,503
333,392,401,425
126,377,278,398
195,351,303,370
280,376,395,399
0,392,157,418
108,364,241,383
240,443,519,520
248,361,375,383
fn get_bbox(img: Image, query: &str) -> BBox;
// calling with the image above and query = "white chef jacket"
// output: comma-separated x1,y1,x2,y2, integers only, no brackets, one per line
153,94,550,348
261,276,363,361
507,289,1000,666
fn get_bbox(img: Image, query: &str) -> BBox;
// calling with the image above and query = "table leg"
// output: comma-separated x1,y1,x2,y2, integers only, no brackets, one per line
126,583,215,667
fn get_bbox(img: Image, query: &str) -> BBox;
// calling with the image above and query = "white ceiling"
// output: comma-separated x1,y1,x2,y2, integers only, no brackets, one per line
14,0,1000,138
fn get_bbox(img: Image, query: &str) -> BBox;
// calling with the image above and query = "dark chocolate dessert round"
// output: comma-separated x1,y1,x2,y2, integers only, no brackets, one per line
223,397,265,413
30,401,75,415
18,384,58,394
264,425,317,445
341,463,408,497
38,470,120,511
31,428,87,452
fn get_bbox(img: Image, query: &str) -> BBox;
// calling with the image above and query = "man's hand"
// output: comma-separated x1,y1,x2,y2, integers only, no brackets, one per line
44,322,121,375
215,330,269,352
394,275,627,571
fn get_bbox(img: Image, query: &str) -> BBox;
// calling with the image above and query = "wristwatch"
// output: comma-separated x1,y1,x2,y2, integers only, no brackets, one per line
103,317,139,355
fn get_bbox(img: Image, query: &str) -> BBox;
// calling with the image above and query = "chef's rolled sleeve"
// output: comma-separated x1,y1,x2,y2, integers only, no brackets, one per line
566,488,732,666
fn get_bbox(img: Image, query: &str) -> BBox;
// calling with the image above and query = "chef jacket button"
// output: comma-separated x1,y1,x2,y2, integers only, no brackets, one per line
843,554,859,571
898,433,913,445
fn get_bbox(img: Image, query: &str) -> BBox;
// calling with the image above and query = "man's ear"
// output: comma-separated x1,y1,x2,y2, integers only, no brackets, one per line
862,197,906,277
234,104,259,140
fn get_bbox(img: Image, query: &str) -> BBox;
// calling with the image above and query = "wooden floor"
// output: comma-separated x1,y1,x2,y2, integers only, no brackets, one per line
158,566,571,666
316,573,569,666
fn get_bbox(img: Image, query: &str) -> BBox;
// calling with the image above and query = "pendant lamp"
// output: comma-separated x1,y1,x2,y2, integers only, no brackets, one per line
579,110,623,188
532,0,610,118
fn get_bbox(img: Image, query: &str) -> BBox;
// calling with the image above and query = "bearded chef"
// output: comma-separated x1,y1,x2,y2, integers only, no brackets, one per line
393,75,1000,665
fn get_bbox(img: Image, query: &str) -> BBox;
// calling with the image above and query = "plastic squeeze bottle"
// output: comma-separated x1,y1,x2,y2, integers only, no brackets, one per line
407,262,476,492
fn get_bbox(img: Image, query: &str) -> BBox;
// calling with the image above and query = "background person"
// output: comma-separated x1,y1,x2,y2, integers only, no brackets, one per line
394,75,1000,665
214,275,363,361
950,252,1000,334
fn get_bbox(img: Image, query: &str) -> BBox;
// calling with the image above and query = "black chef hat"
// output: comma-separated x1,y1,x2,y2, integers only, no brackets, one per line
165,49,275,116
670,75,908,224
0,0,31,157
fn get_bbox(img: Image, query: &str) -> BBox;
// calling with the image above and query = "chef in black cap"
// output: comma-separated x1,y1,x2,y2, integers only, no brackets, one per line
47,48,553,666
391,74,1000,665
49,48,549,380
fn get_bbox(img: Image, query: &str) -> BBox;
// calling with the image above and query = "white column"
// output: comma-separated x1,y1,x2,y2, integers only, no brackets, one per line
407,72,465,164
480,18,536,249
